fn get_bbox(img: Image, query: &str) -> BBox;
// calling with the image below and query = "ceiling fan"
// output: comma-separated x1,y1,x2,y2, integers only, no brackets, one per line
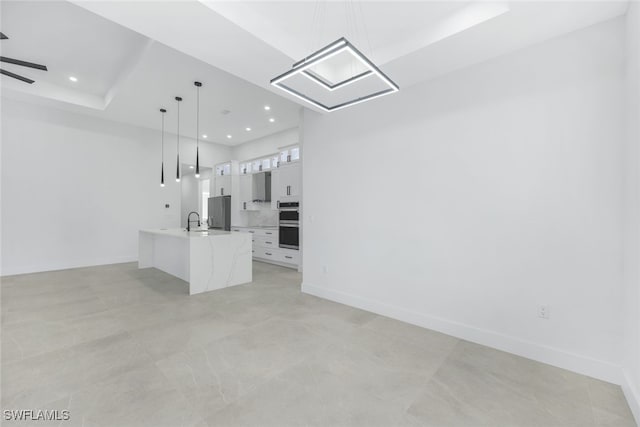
0,32,48,84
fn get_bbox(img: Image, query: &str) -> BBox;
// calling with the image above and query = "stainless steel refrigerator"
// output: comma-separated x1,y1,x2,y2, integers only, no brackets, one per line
208,195,231,231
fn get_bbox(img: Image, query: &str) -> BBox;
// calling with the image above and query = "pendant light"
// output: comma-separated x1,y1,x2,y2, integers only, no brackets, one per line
159,108,166,187
175,96,182,182
194,81,202,178
269,2,397,112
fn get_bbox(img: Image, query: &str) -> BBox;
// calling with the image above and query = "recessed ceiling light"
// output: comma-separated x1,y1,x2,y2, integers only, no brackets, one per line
226,134,232,139
202,134,207,139
68,76,78,82
245,127,252,131
264,105,270,111
189,165,194,169
269,118,275,123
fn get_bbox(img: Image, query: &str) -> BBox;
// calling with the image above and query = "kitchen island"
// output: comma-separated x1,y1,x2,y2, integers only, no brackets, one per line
138,228,252,295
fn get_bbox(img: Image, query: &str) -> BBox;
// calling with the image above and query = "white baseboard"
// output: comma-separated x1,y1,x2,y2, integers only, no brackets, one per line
302,282,623,385
1,255,138,277
622,370,640,425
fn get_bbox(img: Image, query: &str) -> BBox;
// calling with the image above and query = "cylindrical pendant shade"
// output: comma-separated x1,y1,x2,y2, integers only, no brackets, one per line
194,81,202,179
176,154,180,182
195,147,200,178
175,96,182,182
160,108,166,187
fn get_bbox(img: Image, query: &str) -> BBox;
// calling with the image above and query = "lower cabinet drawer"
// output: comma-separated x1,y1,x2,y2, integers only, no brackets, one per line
254,248,299,265
278,249,299,264
253,235,278,248
254,229,277,238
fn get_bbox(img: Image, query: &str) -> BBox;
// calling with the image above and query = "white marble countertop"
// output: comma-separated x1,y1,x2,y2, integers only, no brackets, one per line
140,228,232,239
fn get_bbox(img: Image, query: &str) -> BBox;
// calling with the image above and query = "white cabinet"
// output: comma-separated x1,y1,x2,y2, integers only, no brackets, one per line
277,163,300,199
255,247,299,265
239,174,257,211
270,170,280,210
215,163,231,176
214,175,231,197
279,146,300,164
229,227,298,268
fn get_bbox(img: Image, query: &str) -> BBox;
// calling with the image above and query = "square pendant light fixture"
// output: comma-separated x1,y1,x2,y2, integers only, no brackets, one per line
270,37,399,112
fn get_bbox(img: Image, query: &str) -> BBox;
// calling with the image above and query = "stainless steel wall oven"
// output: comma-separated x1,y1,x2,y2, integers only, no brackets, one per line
279,202,299,250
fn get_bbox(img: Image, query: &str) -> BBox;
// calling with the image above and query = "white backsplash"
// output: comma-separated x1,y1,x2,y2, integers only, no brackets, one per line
234,204,278,227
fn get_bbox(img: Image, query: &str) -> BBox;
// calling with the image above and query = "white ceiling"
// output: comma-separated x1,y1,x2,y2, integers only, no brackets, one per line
1,1,630,121
0,0,149,109
70,0,629,113
203,1,473,65
100,41,300,145
0,1,301,145
0,1,148,96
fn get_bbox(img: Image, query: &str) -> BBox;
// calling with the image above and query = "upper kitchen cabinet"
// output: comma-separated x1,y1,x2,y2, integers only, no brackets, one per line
215,163,231,176
279,146,300,165
239,174,257,211
240,162,252,175
214,175,231,196
277,162,300,200
270,169,280,210
214,162,232,196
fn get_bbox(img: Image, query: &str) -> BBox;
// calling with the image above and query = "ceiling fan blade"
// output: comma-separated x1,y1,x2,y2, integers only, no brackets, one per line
0,56,47,71
0,33,8,40
0,68,34,84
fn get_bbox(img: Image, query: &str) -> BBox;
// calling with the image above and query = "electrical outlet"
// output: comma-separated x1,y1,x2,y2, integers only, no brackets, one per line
538,305,550,319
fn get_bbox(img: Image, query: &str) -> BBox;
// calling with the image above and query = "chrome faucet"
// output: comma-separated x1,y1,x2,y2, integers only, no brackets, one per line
187,211,200,232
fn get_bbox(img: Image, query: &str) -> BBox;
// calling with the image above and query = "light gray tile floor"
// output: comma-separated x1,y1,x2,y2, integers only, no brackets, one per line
1,262,636,427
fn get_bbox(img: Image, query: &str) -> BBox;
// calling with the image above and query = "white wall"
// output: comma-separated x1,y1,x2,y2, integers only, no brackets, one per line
180,169,212,226
302,18,626,383
180,174,200,226
1,98,232,275
231,127,298,161
623,2,640,421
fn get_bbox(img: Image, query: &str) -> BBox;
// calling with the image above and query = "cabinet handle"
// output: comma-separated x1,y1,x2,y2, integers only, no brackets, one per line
277,201,280,209
249,231,255,233
243,202,246,210
221,188,224,196
266,232,272,235
266,241,272,244
265,252,272,256
285,256,293,259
